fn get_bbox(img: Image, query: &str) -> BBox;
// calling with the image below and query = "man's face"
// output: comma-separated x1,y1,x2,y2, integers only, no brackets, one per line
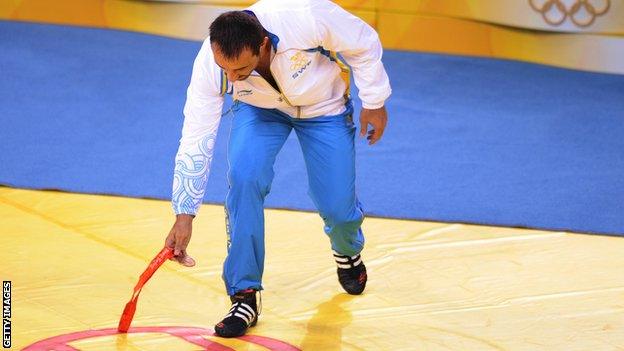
212,43,260,82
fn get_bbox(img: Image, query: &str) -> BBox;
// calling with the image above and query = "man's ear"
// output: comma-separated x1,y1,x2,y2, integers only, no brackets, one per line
261,36,270,50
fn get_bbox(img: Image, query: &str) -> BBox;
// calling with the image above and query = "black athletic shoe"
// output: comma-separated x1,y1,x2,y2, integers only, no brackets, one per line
214,289,259,338
334,251,367,295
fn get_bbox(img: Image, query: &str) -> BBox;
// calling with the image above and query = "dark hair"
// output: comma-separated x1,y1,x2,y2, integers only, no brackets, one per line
209,11,265,59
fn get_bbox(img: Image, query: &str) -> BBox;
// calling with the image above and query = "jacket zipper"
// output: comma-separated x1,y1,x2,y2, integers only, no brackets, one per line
266,65,302,118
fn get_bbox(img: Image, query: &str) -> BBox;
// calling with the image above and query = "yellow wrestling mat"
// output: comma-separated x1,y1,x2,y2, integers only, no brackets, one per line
1,187,623,350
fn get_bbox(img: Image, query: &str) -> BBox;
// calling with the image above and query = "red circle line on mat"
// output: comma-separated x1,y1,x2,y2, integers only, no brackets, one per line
22,326,302,351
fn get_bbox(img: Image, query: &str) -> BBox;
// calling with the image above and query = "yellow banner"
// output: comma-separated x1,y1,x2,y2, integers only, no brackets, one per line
382,0,623,35
1,0,623,74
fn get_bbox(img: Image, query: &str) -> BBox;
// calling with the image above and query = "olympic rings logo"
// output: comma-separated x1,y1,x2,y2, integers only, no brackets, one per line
528,0,610,27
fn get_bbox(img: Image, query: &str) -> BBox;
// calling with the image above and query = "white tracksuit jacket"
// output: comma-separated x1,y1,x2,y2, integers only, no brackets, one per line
172,0,392,215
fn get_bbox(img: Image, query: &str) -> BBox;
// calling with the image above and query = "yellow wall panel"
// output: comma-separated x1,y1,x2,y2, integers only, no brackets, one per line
349,9,376,28
379,0,482,16
378,12,624,74
0,0,21,18
334,0,377,11
1,0,623,74
378,0,624,35
191,0,378,11
379,13,494,56
103,1,244,41
488,29,624,74
5,0,107,27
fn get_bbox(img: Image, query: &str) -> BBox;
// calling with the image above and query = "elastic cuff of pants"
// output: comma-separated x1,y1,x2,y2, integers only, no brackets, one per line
333,249,362,258
228,285,263,296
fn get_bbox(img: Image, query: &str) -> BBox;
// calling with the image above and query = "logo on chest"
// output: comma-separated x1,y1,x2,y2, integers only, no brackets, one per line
290,52,312,79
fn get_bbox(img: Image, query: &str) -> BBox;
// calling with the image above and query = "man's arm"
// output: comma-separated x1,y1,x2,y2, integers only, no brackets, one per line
172,39,225,216
311,1,391,144
167,38,225,266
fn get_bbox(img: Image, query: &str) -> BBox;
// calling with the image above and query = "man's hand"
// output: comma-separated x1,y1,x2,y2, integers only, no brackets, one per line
165,214,196,267
359,106,388,145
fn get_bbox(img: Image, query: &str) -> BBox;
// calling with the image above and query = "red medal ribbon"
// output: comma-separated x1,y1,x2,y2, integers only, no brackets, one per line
118,247,174,333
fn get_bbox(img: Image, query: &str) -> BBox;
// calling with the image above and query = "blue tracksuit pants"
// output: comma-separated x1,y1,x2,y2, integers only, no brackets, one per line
222,101,365,295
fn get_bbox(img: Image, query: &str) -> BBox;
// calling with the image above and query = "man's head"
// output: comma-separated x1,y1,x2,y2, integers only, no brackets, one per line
209,11,269,81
